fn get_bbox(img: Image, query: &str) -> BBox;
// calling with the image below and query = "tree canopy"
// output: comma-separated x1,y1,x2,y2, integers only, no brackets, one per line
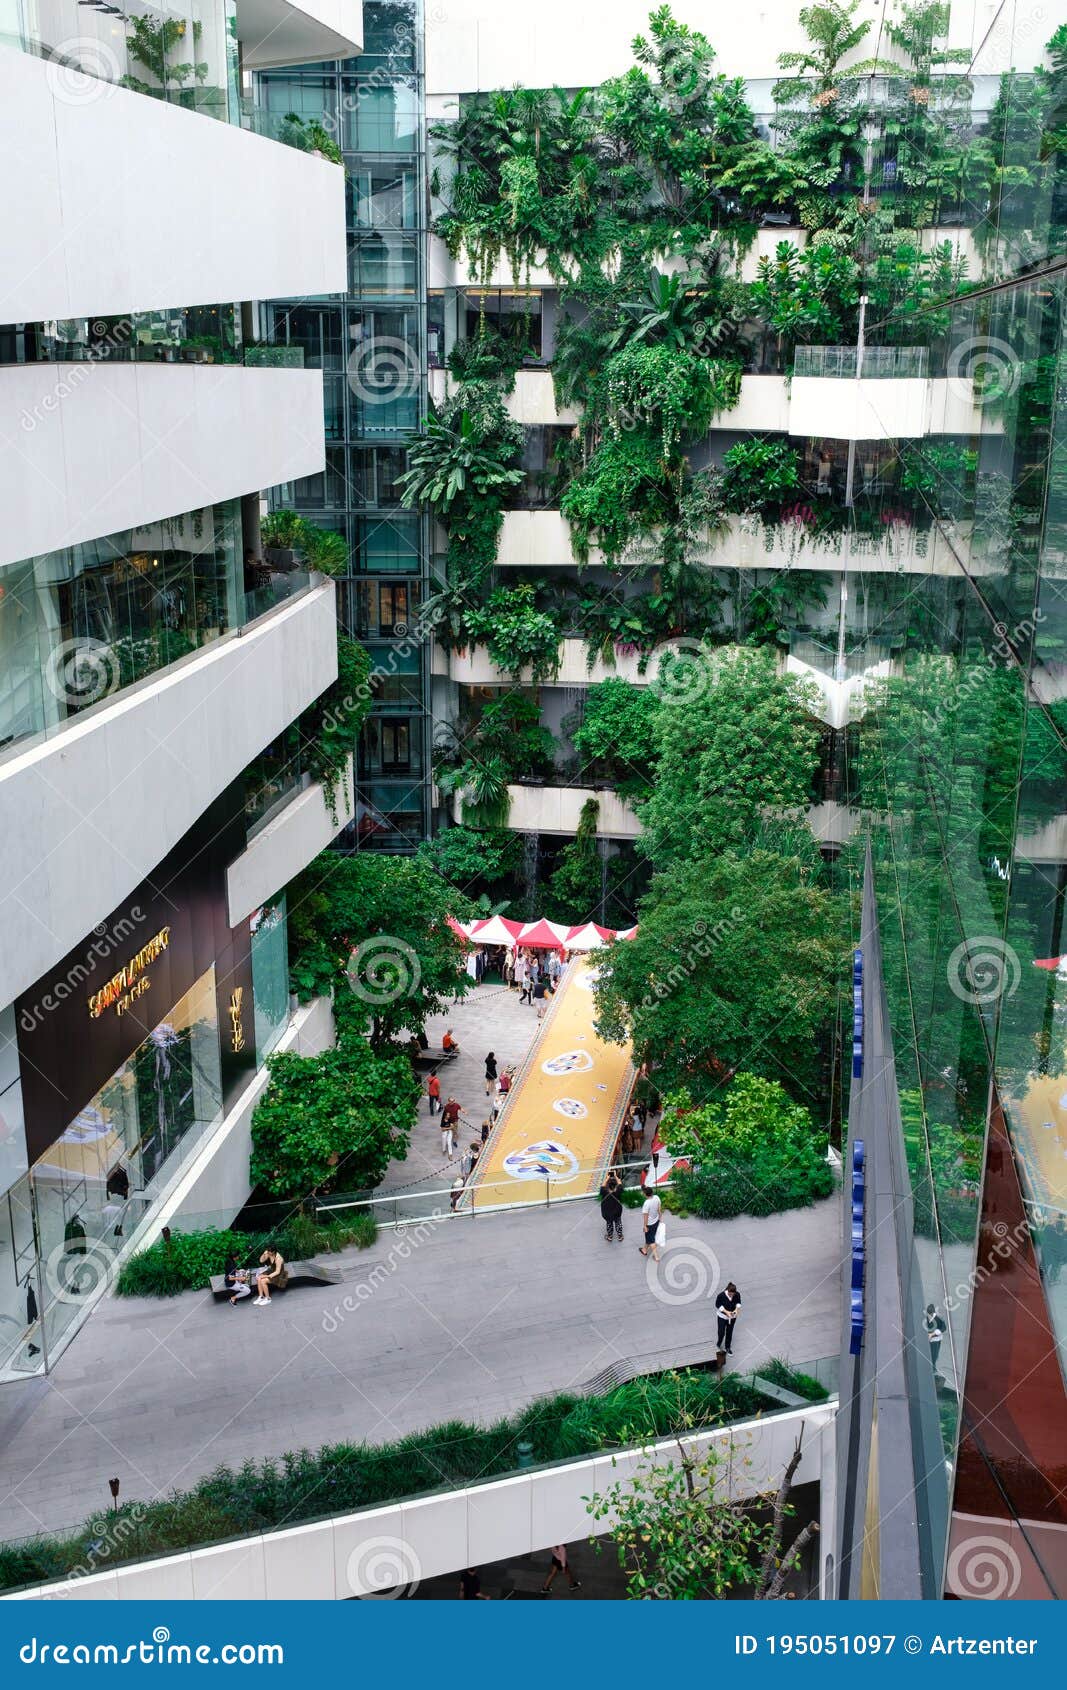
594,849,843,1103
637,646,823,866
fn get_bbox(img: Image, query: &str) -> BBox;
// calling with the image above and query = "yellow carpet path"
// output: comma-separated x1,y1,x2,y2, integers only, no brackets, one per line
465,955,634,1209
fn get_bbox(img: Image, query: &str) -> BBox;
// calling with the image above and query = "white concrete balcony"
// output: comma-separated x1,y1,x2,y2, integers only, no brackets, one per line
226,756,357,927
0,363,326,570
0,582,338,1010
237,0,363,68
442,637,684,688
504,783,640,838
790,370,983,441
695,513,984,578
492,508,984,577
0,45,346,324
429,366,580,426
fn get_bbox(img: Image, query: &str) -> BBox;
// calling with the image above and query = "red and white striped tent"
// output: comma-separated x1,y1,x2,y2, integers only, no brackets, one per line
470,915,525,948
517,917,572,950
452,916,639,949
566,922,615,950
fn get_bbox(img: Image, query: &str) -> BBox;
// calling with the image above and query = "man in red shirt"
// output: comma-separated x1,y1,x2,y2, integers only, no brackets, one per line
427,1072,441,1115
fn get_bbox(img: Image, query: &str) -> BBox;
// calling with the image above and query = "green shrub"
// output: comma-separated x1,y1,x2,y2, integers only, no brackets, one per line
758,1356,830,1403
115,1214,379,1298
661,1074,834,1221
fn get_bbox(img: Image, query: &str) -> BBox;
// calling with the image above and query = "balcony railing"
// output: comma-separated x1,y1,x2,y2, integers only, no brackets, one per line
793,345,930,379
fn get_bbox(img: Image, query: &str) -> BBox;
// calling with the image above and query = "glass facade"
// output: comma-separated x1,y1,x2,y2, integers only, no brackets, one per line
0,0,240,123
250,897,290,1061
260,0,431,852
0,969,222,1381
850,62,1067,1595
0,499,244,754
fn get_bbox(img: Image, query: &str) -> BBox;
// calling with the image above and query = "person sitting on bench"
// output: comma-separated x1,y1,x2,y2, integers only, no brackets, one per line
442,1028,460,1055
224,1254,251,1306
255,1247,287,1306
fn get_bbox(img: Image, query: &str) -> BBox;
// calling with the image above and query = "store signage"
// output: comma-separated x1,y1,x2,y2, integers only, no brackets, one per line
87,928,171,1020
228,987,246,1054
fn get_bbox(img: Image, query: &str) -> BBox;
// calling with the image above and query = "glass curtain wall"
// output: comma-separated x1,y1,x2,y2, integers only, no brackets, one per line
0,971,223,1381
851,36,1067,1597
0,500,244,754
259,0,430,853
0,0,240,122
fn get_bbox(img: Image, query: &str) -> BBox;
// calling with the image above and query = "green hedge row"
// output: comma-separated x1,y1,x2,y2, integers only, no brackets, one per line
115,1214,378,1298
0,1362,826,1593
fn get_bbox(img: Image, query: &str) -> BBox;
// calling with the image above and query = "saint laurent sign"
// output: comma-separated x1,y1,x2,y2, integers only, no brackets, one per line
228,987,245,1054
87,928,171,1020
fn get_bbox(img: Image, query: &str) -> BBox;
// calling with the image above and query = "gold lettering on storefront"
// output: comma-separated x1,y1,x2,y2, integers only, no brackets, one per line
228,987,245,1053
87,928,171,1019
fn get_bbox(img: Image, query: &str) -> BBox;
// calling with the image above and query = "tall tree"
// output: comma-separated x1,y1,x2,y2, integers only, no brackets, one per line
286,853,472,1044
637,646,822,866
594,849,842,1104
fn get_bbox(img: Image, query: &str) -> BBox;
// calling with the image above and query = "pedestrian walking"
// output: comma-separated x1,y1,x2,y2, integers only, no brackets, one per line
516,955,529,1002
484,1051,497,1096
638,1186,662,1261
441,1096,461,1159
427,1071,441,1115
715,1282,741,1355
599,1174,624,1243
540,1544,581,1595
925,1303,947,1381
450,1175,464,1212
459,1568,489,1599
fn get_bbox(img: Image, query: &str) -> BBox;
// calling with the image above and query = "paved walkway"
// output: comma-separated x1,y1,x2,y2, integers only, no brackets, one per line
0,1195,841,1542
469,957,632,1207
376,980,542,1200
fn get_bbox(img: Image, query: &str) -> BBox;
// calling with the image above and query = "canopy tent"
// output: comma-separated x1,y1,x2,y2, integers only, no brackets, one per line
616,925,638,941
566,922,613,950
1034,956,1067,974
518,918,572,949
453,916,638,948
470,914,524,947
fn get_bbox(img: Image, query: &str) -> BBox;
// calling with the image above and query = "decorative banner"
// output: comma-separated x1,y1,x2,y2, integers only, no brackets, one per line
503,1141,580,1183
552,1098,588,1119
542,1049,594,1076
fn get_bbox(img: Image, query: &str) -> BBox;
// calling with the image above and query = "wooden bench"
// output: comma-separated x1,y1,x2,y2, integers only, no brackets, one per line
209,1259,344,1299
411,1046,458,1070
